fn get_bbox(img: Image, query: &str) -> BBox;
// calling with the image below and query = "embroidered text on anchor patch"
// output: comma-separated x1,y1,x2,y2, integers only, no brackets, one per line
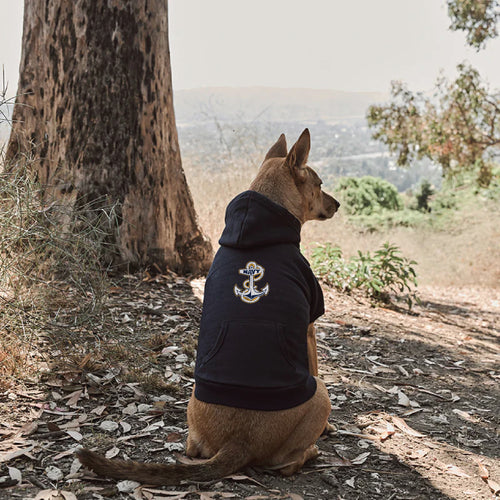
233,261,270,304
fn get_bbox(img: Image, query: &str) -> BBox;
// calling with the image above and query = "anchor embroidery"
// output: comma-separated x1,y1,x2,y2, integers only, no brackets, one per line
234,261,270,304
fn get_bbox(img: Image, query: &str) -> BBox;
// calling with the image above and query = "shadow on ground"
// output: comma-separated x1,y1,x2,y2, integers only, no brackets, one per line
0,279,498,499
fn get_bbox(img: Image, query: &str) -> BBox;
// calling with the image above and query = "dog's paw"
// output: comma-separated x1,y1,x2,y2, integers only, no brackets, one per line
322,422,337,436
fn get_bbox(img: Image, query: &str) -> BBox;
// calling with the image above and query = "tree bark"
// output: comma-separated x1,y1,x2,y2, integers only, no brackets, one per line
7,0,212,274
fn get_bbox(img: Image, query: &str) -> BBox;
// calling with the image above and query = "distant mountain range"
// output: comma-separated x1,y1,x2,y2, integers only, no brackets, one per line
1,87,388,143
173,87,388,124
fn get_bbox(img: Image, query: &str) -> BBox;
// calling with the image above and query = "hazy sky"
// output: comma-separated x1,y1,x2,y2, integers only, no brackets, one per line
1,0,499,98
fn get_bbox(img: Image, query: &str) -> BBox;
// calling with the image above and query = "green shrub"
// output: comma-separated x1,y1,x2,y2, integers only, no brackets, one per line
311,242,419,308
414,179,435,212
483,165,500,200
432,190,458,212
336,176,403,215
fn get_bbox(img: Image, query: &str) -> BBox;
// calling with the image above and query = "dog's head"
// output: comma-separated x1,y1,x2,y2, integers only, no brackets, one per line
251,129,340,224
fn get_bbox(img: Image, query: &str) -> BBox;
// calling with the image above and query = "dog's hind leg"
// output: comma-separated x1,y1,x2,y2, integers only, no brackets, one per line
263,378,331,475
186,429,212,458
278,444,320,476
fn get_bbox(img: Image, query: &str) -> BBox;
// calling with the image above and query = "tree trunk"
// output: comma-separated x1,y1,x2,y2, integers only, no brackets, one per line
7,0,212,274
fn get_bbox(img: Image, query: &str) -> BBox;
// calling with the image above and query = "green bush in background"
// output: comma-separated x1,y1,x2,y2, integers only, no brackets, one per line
311,242,419,309
332,165,499,231
336,176,403,215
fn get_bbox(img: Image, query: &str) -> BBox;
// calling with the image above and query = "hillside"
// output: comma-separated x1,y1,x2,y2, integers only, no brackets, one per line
1,86,387,145
1,92,499,500
174,86,388,124
170,87,442,193
2,87,440,192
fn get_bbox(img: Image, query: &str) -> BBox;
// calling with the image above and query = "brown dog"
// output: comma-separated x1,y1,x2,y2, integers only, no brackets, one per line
77,128,339,485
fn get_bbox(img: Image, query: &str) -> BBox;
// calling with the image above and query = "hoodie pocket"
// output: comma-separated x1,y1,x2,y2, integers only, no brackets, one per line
198,320,297,389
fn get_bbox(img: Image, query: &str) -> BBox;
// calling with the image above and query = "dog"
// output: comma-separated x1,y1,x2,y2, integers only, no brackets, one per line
77,128,340,485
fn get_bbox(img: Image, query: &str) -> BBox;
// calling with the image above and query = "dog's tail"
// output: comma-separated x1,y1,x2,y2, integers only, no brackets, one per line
76,444,250,486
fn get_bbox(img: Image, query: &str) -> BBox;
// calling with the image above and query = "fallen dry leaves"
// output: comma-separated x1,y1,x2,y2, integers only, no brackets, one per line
0,277,499,499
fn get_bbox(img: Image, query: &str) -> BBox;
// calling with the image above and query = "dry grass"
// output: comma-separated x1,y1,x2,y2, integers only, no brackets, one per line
301,205,500,288
184,155,500,289
184,157,260,246
0,162,118,388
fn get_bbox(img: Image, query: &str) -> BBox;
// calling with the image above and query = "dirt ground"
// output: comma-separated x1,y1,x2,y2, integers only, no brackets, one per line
0,274,498,500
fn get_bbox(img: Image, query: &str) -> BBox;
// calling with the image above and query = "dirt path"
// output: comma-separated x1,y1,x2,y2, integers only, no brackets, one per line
0,276,498,500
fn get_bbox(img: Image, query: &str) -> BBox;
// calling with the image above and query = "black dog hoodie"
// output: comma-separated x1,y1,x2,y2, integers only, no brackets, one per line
194,190,324,411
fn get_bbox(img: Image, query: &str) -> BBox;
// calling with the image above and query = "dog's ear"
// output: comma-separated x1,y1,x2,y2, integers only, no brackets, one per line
264,134,287,161
286,129,310,181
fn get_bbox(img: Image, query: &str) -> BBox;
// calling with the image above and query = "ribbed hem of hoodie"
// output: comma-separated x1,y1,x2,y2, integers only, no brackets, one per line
194,376,317,411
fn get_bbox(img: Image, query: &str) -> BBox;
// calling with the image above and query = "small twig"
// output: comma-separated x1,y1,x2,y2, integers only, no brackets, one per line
394,382,454,401
32,430,68,440
336,430,380,441
26,475,47,489
361,468,408,475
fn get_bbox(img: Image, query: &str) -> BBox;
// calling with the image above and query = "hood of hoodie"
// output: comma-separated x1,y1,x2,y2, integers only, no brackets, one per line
218,191,301,249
